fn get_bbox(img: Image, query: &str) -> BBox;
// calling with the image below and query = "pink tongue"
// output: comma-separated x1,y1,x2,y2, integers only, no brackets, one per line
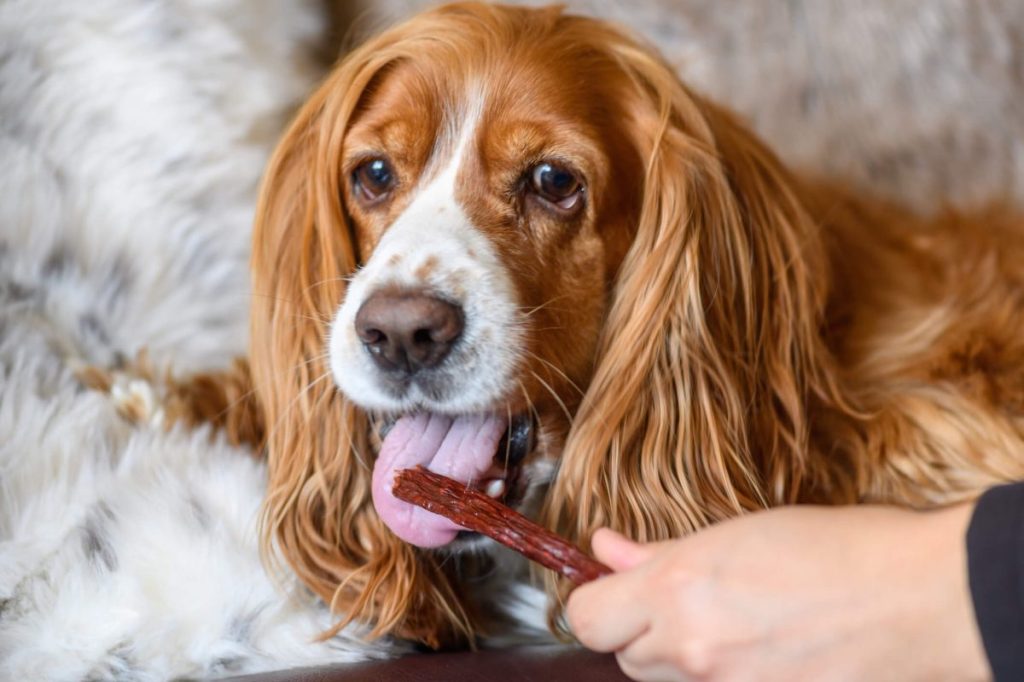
371,413,507,548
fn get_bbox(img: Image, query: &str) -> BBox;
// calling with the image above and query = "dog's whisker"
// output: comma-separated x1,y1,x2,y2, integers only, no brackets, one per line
518,325,567,334
528,369,573,425
264,370,334,448
517,293,574,320
247,294,335,324
517,379,541,442
345,412,371,473
521,349,584,397
302,276,353,297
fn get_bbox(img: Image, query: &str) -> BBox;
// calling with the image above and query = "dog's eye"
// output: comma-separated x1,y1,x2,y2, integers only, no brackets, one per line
353,158,395,203
530,162,584,214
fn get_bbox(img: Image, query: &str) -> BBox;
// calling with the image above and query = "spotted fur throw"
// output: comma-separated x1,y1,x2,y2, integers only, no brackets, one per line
0,2,409,679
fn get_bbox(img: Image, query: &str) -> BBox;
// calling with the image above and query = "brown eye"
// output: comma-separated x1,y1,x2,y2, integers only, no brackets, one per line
353,158,395,203
530,162,584,213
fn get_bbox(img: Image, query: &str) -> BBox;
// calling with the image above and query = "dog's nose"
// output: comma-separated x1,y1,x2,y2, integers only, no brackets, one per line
354,291,464,373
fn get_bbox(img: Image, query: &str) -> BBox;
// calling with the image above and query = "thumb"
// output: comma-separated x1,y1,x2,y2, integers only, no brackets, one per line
591,528,657,572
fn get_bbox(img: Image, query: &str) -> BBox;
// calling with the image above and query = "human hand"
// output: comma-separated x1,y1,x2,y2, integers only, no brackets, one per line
567,505,990,682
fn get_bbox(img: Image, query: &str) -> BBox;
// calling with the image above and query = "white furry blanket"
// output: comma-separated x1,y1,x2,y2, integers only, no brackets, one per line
0,2,404,679
2,1,1022,680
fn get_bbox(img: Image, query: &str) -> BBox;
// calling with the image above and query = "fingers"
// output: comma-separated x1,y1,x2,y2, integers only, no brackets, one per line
592,528,657,572
567,569,652,653
616,626,692,682
569,529,672,652
571,529,694,661
617,652,686,682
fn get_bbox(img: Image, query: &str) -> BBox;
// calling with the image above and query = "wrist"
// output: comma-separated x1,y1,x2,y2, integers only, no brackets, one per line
928,503,990,681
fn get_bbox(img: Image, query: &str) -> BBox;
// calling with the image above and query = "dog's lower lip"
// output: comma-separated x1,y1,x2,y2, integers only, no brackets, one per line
379,414,398,438
483,413,534,505
494,413,535,469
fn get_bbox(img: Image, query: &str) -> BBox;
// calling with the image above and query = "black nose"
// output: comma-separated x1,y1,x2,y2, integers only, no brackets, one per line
354,291,464,374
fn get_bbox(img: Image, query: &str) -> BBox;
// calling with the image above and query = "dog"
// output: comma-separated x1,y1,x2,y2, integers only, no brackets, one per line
173,1,1024,649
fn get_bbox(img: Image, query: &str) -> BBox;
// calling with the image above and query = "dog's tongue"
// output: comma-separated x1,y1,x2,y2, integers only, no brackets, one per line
371,413,507,548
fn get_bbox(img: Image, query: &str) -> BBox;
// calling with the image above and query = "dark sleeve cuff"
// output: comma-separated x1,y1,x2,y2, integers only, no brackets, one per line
967,481,1024,681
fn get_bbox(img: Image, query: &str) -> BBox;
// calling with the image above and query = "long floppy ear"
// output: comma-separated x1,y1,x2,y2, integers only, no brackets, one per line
543,36,854,618
250,32,473,648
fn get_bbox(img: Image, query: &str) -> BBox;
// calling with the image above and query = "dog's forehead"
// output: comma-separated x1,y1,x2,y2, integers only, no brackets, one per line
347,48,611,164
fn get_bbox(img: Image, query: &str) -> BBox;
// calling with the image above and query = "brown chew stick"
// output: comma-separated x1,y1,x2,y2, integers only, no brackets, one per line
392,466,611,585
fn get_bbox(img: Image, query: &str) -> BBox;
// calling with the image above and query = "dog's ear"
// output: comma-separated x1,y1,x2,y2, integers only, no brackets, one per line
250,34,472,648
544,37,850,620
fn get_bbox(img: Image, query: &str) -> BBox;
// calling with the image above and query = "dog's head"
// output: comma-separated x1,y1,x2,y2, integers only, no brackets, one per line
251,2,836,646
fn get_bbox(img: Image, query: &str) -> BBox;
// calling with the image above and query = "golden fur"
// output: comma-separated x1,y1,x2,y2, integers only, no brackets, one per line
175,2,1024,648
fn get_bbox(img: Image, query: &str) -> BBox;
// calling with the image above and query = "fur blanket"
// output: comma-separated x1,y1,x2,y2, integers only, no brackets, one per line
1,1,1021,679
0,2,405,679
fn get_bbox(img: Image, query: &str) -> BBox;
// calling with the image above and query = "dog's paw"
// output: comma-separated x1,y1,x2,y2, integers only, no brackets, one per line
71,351,167,429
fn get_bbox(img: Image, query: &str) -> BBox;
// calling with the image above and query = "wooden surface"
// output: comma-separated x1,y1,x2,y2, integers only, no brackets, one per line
224,646,629,682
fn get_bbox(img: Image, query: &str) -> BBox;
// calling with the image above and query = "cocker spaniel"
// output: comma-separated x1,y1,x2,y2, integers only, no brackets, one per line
174,1,1024,650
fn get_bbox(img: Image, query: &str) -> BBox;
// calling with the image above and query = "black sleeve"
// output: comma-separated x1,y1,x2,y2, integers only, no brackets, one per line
967,481,1024,680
